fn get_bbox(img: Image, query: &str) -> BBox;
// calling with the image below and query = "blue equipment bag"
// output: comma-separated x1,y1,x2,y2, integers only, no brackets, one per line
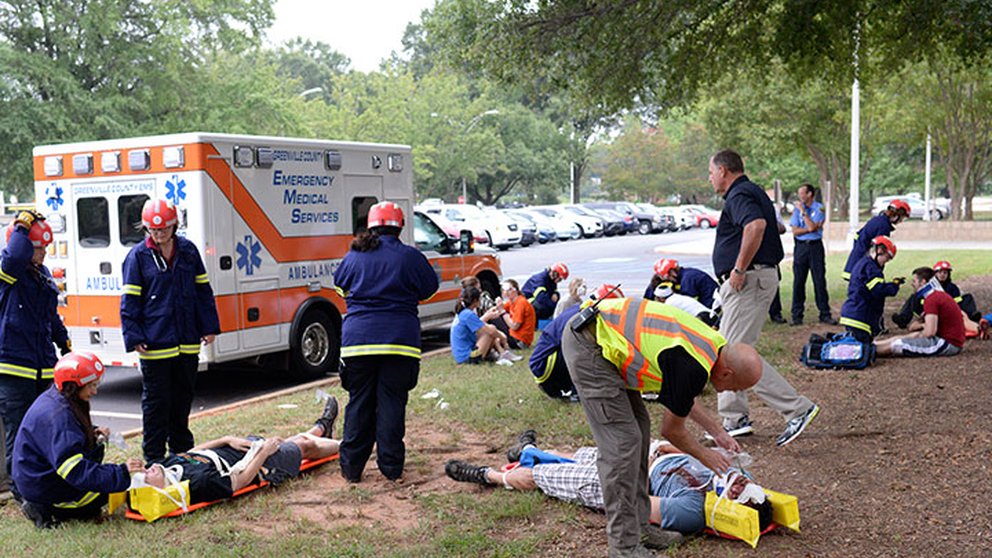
801,332,875,369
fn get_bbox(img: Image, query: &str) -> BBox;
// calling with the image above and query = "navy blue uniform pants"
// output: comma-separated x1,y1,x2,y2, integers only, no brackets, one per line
339,355,419,481
0,374,50,478
139,354,198,462
792,239,832,321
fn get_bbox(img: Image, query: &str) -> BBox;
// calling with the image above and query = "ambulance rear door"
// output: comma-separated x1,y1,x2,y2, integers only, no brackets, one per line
68,177,154,360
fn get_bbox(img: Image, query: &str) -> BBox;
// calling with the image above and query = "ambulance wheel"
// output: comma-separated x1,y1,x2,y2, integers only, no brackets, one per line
291,310,338,379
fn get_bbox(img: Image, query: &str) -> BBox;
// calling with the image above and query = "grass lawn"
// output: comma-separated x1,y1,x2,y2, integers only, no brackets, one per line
1,248,986,557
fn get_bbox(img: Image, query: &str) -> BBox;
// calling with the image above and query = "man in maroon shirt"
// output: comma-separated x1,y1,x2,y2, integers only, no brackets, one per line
876,267,965,358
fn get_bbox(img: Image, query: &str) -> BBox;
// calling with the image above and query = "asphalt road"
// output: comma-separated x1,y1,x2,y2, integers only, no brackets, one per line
90,228,717,435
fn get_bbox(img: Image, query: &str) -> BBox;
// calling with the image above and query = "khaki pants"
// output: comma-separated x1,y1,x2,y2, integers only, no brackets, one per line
563,322,651,552
717,267,813,424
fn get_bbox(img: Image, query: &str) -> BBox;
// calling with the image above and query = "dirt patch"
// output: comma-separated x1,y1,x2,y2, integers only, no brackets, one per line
264,275,992,556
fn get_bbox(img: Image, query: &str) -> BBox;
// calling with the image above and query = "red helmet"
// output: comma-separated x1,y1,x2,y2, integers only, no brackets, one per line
54,351,105,390
550,262,569,280
367,201,404,229
142,199,178,229
5,220,53,248
872,235,897,258
888,199,910,217
653,258,678,278
593,284,623,300
933,260,952,271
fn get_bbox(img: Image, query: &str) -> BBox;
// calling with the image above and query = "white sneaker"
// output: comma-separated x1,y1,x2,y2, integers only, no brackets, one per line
501,350,523,362
495,358,514,366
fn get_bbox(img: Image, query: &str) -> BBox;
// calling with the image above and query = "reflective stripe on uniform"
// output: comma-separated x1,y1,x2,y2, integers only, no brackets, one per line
527,286,547,304
53,491,100,509
866,277,882,290
954,296,963,303
342,344,421,359
0,363,53,380
138,346,181,360
535,352,558,384
333,286,346,297
195,273,209,284
57,453,84,479
179,344,201,354
841,271,851,281
122,284,142,296
839,316,871,333
0,270,16,285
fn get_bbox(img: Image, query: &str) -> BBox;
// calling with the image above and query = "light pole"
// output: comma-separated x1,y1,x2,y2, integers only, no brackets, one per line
299,87,323,99
432,109,500,203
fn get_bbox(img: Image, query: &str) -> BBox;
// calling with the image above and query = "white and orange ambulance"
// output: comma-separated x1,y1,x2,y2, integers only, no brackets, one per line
33,133,502,378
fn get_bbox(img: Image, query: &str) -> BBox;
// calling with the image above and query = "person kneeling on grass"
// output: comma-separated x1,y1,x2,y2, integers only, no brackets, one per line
133,396,341,505
14,352,143,528
450,286,517,365
875,267,965,358
445,431,772,552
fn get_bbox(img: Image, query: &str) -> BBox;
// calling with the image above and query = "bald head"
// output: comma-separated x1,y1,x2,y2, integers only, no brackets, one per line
710,343,763,392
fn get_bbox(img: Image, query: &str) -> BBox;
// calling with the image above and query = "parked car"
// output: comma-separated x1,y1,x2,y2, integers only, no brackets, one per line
871,193,949,220
635,203,678,232
588,207,627,236
416,204,488,244
507,209,556,243
500,209,537,247
419,203,521,250
680,204,721,228
556,204,606,238
525,207,582,240
585,201,662,234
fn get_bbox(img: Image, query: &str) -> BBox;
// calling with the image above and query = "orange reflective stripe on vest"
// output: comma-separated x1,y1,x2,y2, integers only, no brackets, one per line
595,298,725,392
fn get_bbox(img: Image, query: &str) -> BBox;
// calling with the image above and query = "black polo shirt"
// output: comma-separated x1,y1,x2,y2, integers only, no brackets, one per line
712,175,784,278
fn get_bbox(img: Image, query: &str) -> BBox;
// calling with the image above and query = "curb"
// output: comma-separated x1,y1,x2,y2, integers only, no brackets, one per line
120,345,453,440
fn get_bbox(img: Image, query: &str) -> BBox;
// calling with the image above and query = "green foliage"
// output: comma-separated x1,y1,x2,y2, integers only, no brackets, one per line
0,0,275,200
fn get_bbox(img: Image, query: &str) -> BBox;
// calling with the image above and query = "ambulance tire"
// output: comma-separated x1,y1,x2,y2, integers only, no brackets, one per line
291,309,339,380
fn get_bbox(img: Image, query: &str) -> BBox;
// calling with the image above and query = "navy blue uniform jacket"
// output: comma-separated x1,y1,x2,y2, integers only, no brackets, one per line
0,226,67,380
334,235,439,359
843,214,894,279
522,269,558,319
12,386,130,506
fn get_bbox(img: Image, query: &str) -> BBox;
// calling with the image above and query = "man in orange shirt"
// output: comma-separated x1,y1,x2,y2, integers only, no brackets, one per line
501,279,537,349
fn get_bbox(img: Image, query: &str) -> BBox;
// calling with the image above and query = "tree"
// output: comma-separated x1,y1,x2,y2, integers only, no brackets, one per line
424,0,992,115
273,38,351,104
0,0,275,200
881,51,992,220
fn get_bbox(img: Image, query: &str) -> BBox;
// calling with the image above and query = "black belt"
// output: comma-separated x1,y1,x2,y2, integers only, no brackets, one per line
794,239,823,244
717,263,776,283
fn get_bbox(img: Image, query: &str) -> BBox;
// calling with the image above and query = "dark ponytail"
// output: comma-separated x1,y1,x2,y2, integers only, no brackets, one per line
351,225,401,252
60,383,96,449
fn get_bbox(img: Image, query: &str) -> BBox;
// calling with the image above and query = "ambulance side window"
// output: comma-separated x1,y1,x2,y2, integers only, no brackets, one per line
413,212,447,252
351,196,378,235
119,194,150,246
77,197,110,248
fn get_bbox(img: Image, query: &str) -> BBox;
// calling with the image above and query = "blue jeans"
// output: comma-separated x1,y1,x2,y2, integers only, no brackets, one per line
139,355,198,462
339,355,419,481
0,374,50,477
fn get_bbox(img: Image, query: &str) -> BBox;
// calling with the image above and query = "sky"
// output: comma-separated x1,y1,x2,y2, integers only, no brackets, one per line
266,0,438,72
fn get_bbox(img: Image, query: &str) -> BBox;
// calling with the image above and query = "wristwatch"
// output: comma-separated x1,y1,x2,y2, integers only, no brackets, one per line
732,267,745,276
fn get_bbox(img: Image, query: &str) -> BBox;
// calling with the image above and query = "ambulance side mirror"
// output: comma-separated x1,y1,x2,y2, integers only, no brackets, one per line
459,230,473,254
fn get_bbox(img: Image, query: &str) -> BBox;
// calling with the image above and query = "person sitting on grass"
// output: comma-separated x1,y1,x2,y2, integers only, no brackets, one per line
445,431,772,546
554,277,586,318
450,286,515,365
891,260,983,329
876,267,966,358
133,396,341,505
499,279,536,350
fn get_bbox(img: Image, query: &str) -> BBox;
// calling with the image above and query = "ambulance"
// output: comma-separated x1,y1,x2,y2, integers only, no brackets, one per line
33,133,502,378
